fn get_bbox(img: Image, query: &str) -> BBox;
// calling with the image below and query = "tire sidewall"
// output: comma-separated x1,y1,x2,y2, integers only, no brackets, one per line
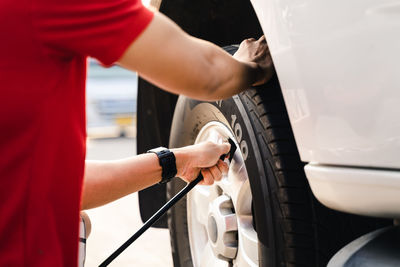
168,94,276,267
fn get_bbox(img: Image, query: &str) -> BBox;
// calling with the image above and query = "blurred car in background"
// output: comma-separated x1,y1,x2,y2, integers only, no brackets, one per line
86,59,137,138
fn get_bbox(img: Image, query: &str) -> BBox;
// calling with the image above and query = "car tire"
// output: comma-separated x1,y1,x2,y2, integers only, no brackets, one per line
167,47,389,267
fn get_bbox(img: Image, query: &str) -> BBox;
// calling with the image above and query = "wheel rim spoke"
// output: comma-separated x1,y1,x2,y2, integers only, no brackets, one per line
235,216,258,266
235,179,252,216
218,152,249,210
199,243,214,267
190,186,211,225
200,243,230,267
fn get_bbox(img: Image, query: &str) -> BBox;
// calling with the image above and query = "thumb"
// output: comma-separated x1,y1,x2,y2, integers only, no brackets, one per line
219,142,231,157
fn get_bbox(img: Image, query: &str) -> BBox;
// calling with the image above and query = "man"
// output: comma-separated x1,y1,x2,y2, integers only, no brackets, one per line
0,0,273,266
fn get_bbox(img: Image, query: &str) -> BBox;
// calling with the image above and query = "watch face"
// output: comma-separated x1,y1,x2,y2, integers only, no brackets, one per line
149,147,168,153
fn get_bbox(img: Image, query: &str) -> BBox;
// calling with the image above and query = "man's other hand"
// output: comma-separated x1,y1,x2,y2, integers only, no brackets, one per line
233,35,275,86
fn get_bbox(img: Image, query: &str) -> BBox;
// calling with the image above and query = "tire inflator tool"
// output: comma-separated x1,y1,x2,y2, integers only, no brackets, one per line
99,138,237,267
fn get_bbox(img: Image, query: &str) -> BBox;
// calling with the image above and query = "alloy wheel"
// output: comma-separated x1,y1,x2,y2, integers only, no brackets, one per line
187,122,259,267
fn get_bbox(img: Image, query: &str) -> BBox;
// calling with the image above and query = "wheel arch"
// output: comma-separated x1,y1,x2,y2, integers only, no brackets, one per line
137,0,264,227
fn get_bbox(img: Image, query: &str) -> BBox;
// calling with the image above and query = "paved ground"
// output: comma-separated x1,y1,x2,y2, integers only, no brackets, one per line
84,137,173,267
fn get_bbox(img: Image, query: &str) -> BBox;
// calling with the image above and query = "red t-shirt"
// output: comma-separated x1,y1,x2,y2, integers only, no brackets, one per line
0,0,153,265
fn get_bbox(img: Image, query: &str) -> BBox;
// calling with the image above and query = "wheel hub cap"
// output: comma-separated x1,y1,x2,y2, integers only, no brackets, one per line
207,195,238,259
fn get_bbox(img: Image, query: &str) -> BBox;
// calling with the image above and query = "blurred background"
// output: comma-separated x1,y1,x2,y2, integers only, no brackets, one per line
86,59,137,139
84,59,173,266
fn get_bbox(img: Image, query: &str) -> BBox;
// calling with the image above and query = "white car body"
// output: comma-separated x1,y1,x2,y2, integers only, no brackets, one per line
250,0,400,218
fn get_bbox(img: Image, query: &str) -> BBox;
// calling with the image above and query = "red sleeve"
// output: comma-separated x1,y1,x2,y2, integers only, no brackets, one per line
33,0,154,65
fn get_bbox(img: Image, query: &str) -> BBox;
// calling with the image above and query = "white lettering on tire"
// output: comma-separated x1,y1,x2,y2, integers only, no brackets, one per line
231,115,248,160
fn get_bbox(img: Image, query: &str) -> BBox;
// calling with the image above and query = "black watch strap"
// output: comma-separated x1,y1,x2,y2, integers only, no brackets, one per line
147,147,177,184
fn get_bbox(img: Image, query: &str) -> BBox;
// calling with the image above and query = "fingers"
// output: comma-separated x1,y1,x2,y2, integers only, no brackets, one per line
209,166,222,182
244,36,265,44
199,167,219,185
199,159,228,185
200,169,214,185
217,159,229,174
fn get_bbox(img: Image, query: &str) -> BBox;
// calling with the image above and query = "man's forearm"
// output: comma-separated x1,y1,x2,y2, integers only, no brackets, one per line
81,141,230,210
118,12,270,101
81,154,162,210
81,148,190,210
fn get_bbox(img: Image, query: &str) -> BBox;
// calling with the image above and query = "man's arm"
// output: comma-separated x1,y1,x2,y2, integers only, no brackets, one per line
81,142,230,210
118,12,273,100
81,12,273,210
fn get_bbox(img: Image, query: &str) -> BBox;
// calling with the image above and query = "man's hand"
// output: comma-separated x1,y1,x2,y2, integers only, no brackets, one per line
233,36,275,86
172,141,231,185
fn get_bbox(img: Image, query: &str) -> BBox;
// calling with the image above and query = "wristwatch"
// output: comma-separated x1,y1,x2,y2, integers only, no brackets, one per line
147,147,177,184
